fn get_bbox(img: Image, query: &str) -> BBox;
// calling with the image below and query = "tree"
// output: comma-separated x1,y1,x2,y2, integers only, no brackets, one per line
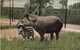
59,0,68,28
69,3,80,9
59,0,68,9
24,0,51,16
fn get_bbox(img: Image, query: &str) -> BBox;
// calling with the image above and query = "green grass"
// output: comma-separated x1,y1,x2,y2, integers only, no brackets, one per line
0,25,16,29
0,16,9,19
1,32,80,50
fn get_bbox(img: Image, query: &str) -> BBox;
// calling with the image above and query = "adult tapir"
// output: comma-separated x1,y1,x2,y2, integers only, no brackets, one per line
28,15,63,41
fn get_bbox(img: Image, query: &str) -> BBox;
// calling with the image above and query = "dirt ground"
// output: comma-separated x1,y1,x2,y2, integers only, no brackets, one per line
0,19,80,40
0,19,17,40
0,29,17,40
62,24,80,32
0,19,17,26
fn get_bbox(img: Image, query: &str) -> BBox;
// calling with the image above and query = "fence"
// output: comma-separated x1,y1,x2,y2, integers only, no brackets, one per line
0,0,80,50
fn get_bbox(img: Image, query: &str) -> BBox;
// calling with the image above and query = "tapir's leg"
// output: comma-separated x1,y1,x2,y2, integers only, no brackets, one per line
55,32,59,40
50,33,54,40
39,33,45,41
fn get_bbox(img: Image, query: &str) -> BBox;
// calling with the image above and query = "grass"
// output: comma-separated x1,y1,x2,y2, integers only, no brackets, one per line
0,25,16,29
0,16,9,19
0,32,80,50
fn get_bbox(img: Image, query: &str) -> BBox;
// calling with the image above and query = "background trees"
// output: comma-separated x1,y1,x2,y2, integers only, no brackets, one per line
24,0,51,16
69,3,80,9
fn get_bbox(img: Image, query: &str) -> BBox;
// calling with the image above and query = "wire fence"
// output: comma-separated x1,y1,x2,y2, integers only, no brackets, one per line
0,0,80,50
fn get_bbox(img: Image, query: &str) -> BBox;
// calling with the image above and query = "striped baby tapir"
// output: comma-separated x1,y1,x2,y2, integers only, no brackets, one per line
16,17,34,40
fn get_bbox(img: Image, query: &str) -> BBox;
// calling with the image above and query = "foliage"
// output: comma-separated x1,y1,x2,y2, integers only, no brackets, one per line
59,0,68,9
1,32,80,50
45,8,80,25
69,3,80,9
24,0,51,16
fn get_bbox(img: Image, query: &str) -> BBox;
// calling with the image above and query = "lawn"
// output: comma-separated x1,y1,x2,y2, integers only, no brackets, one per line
0,25,16,29
0,32,80,50
0,16,9,19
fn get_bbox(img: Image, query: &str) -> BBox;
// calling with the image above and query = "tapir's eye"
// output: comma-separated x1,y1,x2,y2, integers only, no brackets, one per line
17,25,23,28
32,19,36,23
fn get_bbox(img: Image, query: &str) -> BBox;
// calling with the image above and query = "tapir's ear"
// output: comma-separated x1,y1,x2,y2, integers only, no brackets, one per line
28,16,32,20
29,16,37,22
32,18,37,23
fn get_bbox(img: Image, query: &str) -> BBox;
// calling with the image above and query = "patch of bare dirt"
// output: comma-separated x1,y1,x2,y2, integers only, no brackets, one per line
62,24,80,33
0,19,17,26
0,29,18,41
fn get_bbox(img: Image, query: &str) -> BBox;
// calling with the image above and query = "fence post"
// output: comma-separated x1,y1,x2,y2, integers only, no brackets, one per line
64,0,68,28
